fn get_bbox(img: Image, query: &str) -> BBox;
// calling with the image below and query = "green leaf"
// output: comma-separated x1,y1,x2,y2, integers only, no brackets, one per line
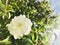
0,36,11,45
22,38,33,45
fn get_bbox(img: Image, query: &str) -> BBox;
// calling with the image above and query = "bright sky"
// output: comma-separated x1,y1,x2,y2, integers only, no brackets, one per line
50,0,60,14
49,0,60,45
39,0,60,45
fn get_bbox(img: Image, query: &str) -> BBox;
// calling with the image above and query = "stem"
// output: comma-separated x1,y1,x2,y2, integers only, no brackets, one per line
6,0,8,6
15,40,18,45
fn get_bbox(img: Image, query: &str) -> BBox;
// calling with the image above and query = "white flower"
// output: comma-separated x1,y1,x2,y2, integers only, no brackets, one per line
7,15,32,39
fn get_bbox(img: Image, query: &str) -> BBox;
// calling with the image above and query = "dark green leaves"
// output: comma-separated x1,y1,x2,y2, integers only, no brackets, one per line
15,38,33,45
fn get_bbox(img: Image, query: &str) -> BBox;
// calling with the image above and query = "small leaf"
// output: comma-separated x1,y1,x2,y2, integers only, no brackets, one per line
22,38,33,45
0,36,11,45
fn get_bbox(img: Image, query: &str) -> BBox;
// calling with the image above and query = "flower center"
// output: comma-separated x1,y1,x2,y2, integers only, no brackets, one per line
16,23,22,29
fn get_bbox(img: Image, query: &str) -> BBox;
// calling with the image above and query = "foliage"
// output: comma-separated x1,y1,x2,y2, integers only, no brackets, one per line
0,0,56,45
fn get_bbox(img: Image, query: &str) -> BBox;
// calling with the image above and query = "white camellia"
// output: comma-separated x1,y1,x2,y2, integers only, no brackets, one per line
7,15,32,39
